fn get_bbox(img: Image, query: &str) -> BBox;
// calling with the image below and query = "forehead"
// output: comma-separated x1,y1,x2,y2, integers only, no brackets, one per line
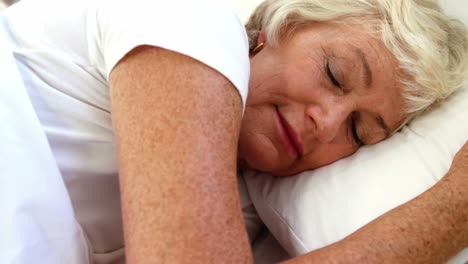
287,23,408,134
286,22,389,60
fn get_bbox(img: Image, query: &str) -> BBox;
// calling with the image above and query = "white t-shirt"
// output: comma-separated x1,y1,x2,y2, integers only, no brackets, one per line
0,0,249,263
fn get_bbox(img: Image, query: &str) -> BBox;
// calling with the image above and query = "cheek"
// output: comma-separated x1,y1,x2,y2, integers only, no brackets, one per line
281,69,325,105
317,144,358,164
283,143,358,175
239,104,302,173
238,107,279,167
238,122,281,172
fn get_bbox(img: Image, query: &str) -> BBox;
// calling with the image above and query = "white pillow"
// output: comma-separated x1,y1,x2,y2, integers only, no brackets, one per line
245,84,468,261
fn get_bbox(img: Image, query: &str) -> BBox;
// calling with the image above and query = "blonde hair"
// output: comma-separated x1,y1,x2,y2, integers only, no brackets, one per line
246,0,468,116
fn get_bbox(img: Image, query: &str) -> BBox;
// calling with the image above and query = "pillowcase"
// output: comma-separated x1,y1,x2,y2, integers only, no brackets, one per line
244,83,468,262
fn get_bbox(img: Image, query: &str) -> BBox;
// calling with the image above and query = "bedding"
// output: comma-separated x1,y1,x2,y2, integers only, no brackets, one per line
2,0,467,262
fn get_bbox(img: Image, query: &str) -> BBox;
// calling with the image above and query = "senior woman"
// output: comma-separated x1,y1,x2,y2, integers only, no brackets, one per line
242,1,468,263
0,0,467,264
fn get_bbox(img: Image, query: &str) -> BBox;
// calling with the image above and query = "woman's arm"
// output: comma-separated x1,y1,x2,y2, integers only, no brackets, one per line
109,46,253,263
283,142,468,264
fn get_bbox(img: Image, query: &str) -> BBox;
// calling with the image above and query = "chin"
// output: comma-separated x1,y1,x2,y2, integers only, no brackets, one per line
238,130,295,176
239,146,281,173
246,155,319,177
241,152,297,176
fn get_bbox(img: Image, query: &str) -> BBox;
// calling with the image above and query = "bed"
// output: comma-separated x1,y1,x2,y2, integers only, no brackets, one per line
1,0,467,263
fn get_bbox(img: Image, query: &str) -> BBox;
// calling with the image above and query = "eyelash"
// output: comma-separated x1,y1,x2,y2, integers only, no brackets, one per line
326,61,362,145
351,114,363,146
326,61,341,88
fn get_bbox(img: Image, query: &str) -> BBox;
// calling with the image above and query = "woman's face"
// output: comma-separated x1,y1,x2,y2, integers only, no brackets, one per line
239,22,407,176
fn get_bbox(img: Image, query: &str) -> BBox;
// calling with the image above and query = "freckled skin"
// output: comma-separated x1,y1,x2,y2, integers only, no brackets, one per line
110,46,252,263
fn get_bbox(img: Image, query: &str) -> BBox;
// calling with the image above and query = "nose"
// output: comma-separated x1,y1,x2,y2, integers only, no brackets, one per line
305,101,351,143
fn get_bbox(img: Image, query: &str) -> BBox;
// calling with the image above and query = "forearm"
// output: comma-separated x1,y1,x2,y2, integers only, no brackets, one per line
110,46,253,263
284,143,468,264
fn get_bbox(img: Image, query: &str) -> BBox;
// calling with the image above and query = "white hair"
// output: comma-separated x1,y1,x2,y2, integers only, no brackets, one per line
246,0,468,117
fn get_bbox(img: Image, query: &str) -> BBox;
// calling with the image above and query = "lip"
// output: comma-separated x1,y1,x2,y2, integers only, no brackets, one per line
276,107,304,158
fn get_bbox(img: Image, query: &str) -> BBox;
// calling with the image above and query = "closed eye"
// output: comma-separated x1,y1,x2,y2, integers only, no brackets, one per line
351,113,363,146
326,61,341,88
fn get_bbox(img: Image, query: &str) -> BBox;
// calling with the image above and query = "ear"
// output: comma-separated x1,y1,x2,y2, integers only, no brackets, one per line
257,28,266,45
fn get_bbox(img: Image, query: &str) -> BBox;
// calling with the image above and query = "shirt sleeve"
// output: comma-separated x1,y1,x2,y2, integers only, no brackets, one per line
88,0,250,107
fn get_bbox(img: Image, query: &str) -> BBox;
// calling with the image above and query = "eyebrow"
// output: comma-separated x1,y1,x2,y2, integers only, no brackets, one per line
353,47,373,88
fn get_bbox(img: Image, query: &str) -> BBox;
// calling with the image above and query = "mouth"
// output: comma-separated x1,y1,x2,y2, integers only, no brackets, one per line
275,106,304,158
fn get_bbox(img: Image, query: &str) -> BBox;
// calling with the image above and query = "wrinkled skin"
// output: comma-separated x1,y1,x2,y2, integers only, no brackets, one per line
238,23,407,176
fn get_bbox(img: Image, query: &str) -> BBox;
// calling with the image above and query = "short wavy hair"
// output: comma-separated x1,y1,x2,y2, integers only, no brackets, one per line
246,0,468,117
